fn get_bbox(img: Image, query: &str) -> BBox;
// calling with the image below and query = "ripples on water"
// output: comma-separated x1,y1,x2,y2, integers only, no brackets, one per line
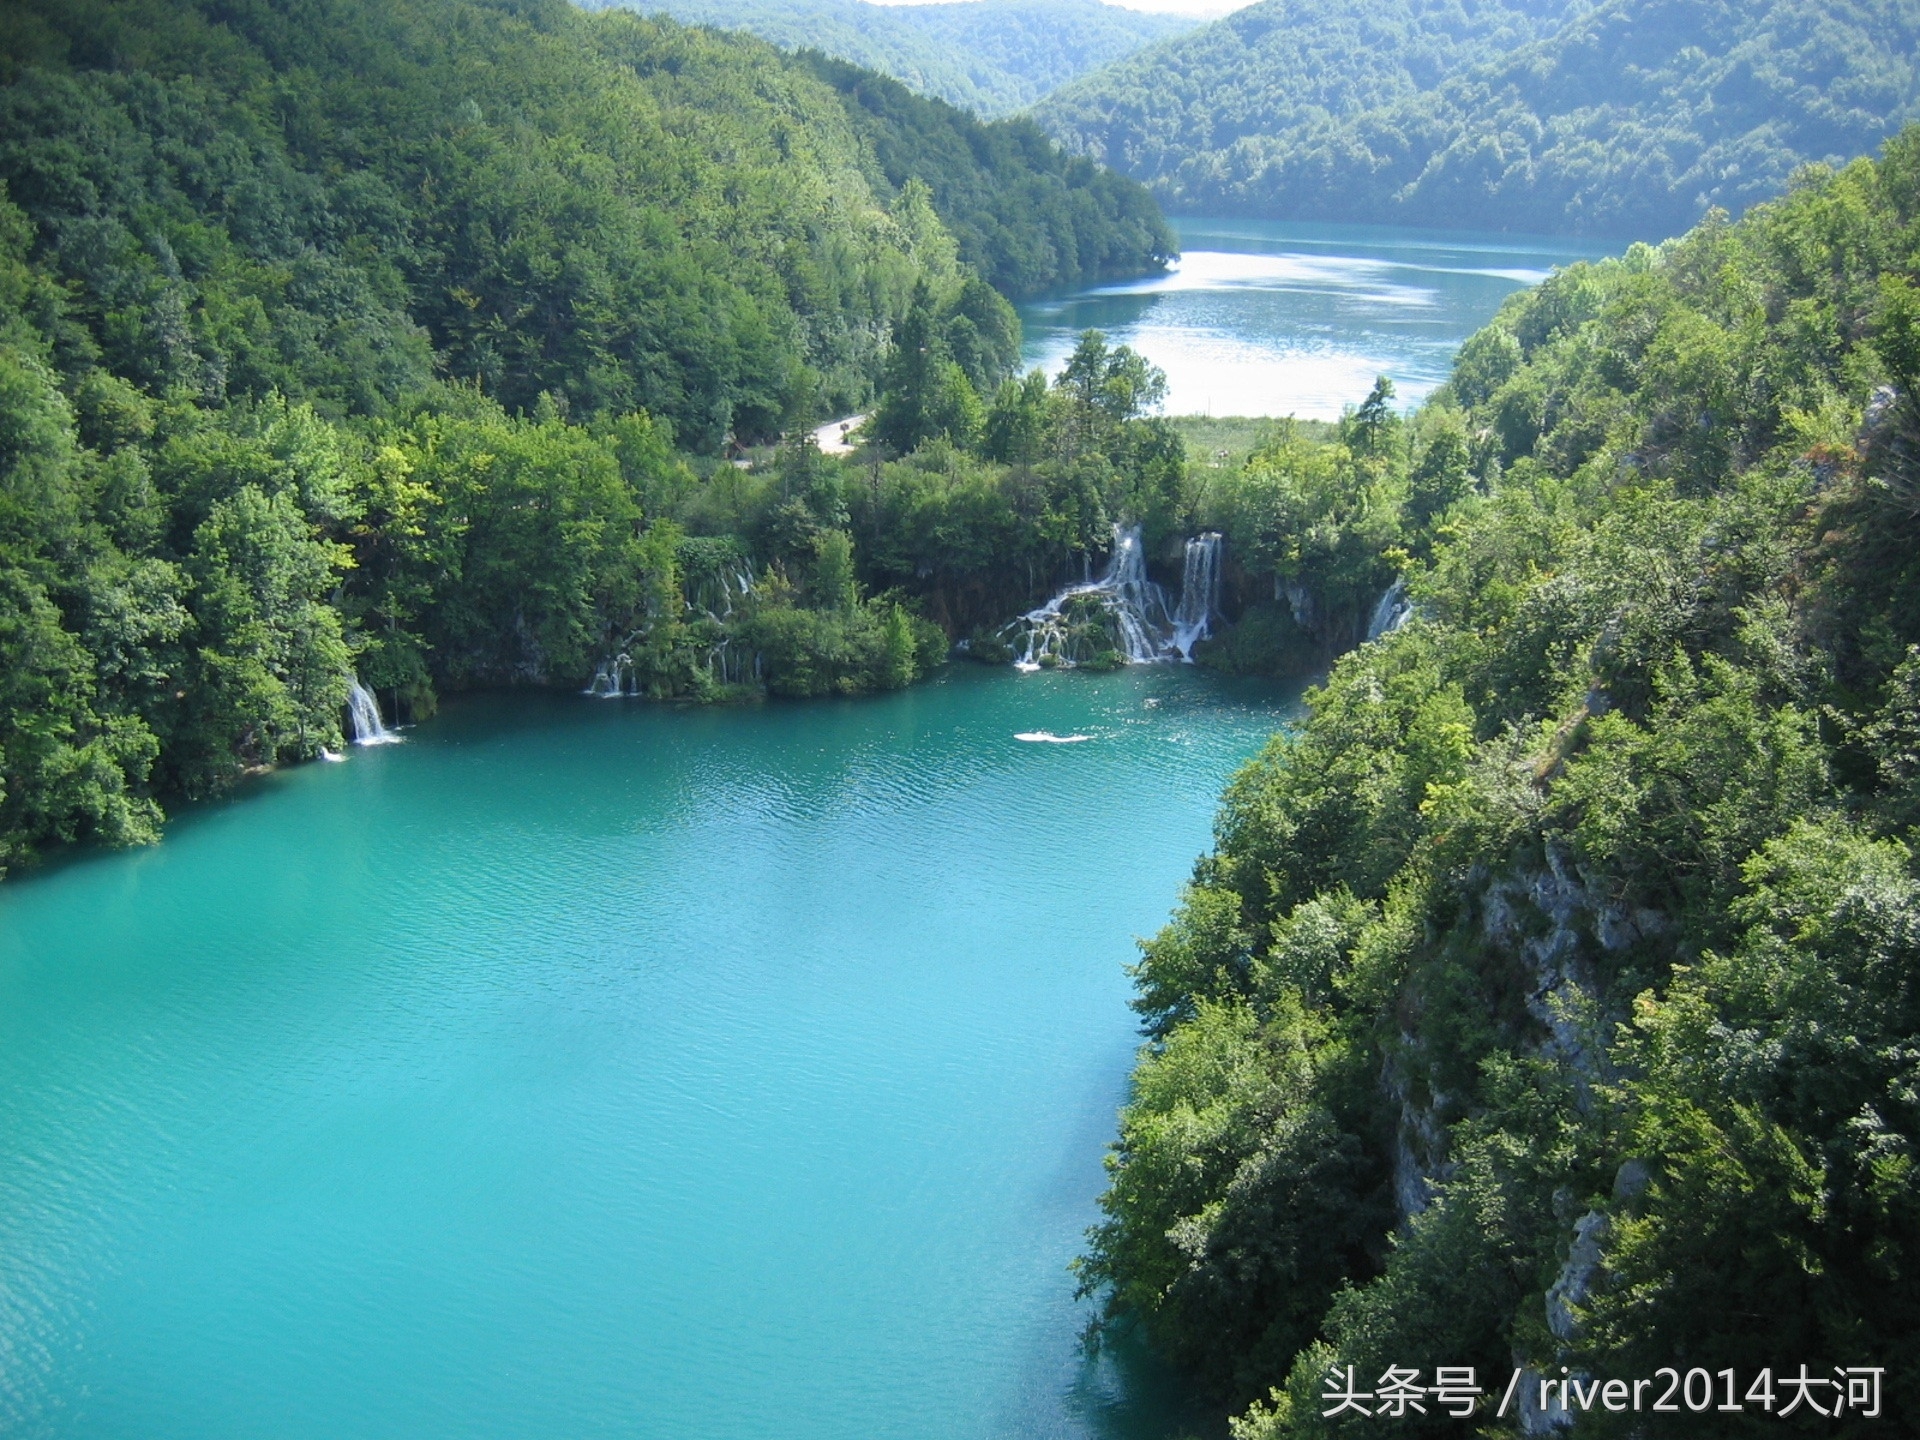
1018,217,1616,419
0,667,1297,1440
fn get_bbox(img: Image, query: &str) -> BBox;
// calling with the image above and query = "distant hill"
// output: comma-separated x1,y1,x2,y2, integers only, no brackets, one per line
581,0,1196,118
1035,0,1920,239
800,52,1175,298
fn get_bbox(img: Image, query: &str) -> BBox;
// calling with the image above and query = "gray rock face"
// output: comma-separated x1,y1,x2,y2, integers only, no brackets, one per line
1381,842,1672,1419
1546,1210,1608,1343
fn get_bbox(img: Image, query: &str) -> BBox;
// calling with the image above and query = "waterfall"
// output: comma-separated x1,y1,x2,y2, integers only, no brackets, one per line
1170,532,1222,661
1367,577,1413,640
705,638,757,687
1003,524,1222,670
696,568,754,621
585,653,633,698
345,680,401,744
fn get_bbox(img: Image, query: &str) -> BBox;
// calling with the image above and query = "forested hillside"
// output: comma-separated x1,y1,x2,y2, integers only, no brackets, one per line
583,0,1193,119
1080,138,1920,1433
0,0,1177,872
1037,0,1920,238
801,54,1176,301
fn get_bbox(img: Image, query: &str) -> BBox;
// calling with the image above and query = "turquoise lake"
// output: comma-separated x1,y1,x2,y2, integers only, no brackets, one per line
0,666,1300,1439
1018,217,1616,419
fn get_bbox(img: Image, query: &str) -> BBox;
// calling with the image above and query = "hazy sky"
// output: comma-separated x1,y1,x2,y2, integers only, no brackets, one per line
866,0,1240,17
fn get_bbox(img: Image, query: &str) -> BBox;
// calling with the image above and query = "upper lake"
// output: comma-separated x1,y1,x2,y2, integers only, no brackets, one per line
1018,217,1617,419
0,667,1295,1440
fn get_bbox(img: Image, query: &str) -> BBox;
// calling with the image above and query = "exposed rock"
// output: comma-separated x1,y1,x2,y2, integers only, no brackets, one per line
1283,582,1316,630
1386,1056,1448,1221
1519,1365,1576,1435
1545,1210,1607,1342
1612,1156,1650,1200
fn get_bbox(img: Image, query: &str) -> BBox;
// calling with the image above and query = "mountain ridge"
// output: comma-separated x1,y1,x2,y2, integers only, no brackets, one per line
583,0,1197,118
1036,0,1920,238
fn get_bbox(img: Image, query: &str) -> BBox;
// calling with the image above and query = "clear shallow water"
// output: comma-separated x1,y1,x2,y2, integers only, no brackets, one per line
0,666,1298,1440
1018,217,1615,419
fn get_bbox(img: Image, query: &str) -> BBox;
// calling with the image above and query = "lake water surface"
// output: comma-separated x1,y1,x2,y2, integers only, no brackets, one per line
1018,218,1615,419
0,667,1297,1439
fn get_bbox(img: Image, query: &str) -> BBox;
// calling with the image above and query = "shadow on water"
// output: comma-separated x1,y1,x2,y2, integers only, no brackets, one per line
1068,1324,1228,1440
0,760,308,895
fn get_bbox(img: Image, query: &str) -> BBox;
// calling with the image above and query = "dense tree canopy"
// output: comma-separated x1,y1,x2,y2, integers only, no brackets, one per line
802,53,1178,299
1036,0,1920,239
0,0,1185,873
1080,135,1920,1435
0,0,922,446
585,0,1193,120
0,0,1169,442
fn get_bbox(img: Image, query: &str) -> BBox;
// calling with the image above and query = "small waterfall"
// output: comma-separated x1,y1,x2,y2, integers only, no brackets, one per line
1170,532,1222,661
692,567,755,622
1367,577,1413,640
1005,525,1225,669
705,638,757,687
585,653,633,697
345,680,401,744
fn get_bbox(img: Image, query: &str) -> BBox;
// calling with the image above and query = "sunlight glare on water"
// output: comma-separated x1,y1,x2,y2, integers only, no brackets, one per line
1017,217,1616,419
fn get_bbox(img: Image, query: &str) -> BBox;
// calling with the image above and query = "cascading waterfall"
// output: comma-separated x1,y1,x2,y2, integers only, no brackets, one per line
1003,524,1222,669
705,637,758,688
1004,524,1165,670
345,680,401,744
688,567,755,622
699,570,761,686
584,562,765,697
585,653,633,698
1366,577,1413,640
1170,532,1222,660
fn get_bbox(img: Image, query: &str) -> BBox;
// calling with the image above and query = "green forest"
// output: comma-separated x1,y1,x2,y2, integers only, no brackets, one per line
0,0,1180,873
584,0,1192,119
1036,0,1920,238
797,54,1176,302
8,0,1920,1428
1082,138,1920,1432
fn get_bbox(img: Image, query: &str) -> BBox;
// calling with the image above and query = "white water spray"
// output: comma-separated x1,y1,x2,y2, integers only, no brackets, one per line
345,680,401,744
587,562,765,695
1170,532,1222,660
585,653,633,698
1004,525,1222,669
1366,577,1413,641
688,567,755,622
705,637,760,688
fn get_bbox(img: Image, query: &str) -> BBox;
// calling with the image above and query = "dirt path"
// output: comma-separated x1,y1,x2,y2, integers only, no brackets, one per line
810,414,865,455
